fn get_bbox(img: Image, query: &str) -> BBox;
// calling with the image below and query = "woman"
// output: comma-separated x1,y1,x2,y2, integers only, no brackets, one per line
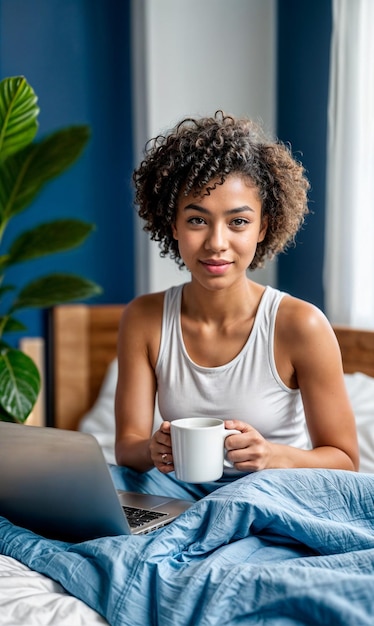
113,112,358,501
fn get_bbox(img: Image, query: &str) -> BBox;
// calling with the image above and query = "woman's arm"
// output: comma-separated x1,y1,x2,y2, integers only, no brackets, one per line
225,298,359,472
114,294,167,471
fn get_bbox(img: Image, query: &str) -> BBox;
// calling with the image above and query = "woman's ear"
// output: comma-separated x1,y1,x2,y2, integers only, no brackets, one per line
172,222,178,240
258,215,268,243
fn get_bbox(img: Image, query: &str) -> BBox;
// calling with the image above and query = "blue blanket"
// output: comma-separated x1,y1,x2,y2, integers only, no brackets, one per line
1,469,374,625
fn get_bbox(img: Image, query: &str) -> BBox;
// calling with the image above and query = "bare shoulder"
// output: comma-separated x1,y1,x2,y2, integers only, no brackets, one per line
121,292,164,329
118,292,165,363
277,294,333,336
276,294,342,372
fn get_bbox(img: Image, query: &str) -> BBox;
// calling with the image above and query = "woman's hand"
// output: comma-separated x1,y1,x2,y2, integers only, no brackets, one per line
151,419,275,475
224,420,275,472
149,421,175,473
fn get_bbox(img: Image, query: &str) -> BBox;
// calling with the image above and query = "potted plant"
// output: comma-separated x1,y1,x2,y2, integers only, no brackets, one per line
0,75,102,424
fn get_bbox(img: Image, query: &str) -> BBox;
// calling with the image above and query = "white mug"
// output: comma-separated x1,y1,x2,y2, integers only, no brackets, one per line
170,417,240,483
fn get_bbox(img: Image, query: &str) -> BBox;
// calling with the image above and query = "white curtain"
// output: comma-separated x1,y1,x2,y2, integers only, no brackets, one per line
324,0,374,328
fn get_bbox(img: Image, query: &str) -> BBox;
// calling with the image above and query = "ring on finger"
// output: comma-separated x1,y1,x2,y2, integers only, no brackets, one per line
162,453,168,462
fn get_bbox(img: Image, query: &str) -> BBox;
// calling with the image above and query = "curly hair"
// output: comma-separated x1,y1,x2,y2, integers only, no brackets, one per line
133,111,310,270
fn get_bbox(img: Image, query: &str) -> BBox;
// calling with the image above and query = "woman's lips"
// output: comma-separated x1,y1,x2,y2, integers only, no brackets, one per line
199,259,233,275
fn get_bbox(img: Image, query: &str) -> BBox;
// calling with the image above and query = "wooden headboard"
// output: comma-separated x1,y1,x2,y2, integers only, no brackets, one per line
333,325,374,379
49,305,374,430
50,304,125,430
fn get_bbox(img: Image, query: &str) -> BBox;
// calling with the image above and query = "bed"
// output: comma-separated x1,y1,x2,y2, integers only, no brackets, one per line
1,304,374,626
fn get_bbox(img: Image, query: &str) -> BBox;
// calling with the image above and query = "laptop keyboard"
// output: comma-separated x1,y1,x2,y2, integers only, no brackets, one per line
122,505,168,529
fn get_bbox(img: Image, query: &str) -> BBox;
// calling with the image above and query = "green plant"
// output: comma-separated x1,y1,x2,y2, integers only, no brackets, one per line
0,75,102,423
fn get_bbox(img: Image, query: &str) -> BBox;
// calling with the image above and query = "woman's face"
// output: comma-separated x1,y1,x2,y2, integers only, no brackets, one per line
172,174,267,291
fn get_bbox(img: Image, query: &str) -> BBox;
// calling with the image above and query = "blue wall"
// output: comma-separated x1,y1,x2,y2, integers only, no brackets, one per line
276,0,332,310
0,0,333,348
0,0,134,344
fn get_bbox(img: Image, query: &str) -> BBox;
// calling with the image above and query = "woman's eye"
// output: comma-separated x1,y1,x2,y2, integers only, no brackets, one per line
188,217,206,225
231,218,249,227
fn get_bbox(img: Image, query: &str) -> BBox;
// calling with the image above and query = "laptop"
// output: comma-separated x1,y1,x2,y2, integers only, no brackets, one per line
0,422,192,542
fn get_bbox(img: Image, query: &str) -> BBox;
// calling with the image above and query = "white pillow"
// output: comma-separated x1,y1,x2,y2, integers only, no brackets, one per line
79,359,118,464
79,359,163,464
344,373,374,473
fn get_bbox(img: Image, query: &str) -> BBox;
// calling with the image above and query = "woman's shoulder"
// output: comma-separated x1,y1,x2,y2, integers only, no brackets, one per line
122,291,165,327
123,284,184,320
276,293,337,348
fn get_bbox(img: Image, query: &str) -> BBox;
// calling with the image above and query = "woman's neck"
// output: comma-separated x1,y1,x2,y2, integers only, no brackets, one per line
181,278,265,326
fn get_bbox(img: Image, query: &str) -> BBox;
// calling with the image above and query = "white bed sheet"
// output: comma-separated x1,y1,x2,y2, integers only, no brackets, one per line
0,555,108,626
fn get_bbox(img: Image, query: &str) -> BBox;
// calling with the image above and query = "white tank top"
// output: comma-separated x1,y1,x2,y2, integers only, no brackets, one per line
155,284,309,476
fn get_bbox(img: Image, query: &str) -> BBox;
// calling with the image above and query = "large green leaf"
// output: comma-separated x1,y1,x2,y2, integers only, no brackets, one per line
0,315,26,332
0,284,15,298
0,406,17,422
0,76,39,161
13,273,102,310
0,125,90,219
0,348,40,423
5,219,95,266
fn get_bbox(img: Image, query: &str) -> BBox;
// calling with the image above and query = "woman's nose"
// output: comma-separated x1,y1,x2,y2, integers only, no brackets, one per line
204,224,228,252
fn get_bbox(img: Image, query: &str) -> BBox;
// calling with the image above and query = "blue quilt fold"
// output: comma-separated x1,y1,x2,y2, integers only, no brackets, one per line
1,469,374,625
